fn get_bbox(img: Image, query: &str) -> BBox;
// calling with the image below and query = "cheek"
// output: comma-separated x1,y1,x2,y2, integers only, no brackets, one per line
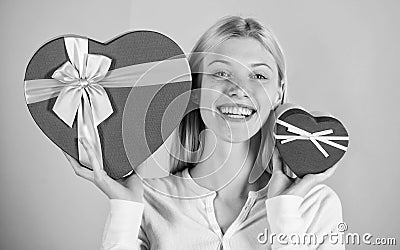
261,80,281,102
254,85,279,120
199,78,226,110
199,88,217,110
253,83,273,105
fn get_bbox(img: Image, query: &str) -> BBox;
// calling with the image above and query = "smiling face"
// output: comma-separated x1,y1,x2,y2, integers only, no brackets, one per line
199,37,282,142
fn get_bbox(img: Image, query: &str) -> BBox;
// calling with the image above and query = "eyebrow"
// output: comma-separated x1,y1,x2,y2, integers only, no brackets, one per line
207,59,272,71
250,63,273,71
207,59,231,66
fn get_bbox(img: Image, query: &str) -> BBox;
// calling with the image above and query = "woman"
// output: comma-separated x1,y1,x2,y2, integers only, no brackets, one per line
65,16,344,249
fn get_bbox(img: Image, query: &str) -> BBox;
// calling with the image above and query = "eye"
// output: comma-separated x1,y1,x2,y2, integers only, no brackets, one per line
213,71,230,79
250,73,268,80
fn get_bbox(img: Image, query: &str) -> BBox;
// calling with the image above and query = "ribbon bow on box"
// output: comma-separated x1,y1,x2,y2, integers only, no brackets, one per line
275,119,349,158
51,37,113,167
273,105,350,178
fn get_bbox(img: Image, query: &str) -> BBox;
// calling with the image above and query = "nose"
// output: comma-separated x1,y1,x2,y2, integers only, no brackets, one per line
226,80,249,98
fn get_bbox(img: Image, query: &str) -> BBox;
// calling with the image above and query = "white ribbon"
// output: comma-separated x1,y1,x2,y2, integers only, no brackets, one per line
25,57,191,104
52,37,113,127
274,119,349,158
51,37,112,168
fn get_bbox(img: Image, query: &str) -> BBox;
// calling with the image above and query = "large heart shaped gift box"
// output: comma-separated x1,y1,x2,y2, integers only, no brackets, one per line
24,31,192,179
274,103,349,178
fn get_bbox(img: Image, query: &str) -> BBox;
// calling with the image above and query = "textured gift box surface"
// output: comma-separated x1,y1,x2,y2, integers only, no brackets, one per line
24,31,192,179
274,104,349,178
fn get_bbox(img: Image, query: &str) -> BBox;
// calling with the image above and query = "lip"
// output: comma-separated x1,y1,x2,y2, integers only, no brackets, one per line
216,103,257,111
215,103,257,122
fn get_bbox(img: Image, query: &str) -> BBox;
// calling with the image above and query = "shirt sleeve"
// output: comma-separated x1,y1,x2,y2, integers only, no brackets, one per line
101,199,148,250
265,184,345,250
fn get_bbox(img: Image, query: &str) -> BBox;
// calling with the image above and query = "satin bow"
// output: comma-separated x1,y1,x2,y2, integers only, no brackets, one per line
275,119,349,158
52,37,113,168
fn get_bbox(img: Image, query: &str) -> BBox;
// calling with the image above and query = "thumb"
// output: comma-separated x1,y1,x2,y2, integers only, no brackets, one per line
271,148,284,174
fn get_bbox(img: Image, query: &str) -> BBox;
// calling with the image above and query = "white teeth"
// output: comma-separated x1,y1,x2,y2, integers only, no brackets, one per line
240,107,251,116
227,114,245,119
219,106,254,117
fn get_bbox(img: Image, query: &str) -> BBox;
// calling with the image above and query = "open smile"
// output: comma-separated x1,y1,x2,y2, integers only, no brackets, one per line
216,104,257,122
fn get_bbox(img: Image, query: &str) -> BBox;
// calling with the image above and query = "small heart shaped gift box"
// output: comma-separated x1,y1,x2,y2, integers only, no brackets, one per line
24,31,192,179
274,103,350,178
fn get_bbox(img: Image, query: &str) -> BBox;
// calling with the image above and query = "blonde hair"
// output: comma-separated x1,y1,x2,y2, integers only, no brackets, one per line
170,15,287,174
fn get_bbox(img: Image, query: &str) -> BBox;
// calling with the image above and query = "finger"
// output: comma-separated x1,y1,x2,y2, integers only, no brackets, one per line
78,138,112,187
271,148,284,174
283,165,297,181
62,151,94,182
78,138,102,173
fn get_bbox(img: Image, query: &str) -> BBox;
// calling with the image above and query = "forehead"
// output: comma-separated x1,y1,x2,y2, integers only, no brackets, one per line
204,37,277,69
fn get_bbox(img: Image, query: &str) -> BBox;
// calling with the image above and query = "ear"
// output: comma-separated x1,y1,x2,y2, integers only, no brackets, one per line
273,83,284,108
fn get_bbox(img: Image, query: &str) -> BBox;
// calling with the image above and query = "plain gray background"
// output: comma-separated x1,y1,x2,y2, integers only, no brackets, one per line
1,0,399,249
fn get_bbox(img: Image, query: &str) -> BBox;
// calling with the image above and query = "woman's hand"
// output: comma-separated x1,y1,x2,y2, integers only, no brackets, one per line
63,138,144,203
267,148,338,199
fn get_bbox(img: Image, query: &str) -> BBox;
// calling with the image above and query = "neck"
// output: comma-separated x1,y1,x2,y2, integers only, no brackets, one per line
190,130,270,200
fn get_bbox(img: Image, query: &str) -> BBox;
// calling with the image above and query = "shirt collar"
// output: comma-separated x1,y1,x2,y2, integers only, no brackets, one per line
182,168,270,199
